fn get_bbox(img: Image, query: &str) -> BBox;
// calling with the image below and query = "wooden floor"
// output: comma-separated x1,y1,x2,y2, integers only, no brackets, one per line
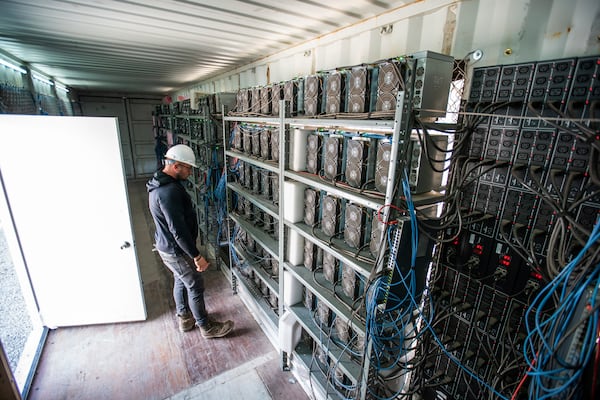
27,179,310,400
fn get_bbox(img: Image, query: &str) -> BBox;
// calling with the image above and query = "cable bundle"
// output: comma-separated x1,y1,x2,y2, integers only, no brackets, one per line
523,218,600,399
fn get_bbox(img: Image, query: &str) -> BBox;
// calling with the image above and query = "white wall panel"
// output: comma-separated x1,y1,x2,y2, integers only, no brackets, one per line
174,0,599,95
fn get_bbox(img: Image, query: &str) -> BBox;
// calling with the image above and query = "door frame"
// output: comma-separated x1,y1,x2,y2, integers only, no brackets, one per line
0,170,47,399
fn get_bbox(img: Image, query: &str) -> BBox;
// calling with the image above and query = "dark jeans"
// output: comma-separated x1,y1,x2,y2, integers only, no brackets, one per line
158,250,208,327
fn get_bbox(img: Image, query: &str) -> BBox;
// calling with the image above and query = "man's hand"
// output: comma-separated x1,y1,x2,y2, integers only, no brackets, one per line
194,255,210,272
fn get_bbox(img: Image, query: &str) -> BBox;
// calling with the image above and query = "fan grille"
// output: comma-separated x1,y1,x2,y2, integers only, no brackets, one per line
326,73,343,114
369,211,384,256
323,252,338,283
348,67,368,113
251,128,261,156
342,267,358,300
303,240,322,271
271,129,280,161
306,134,321,174
375,140,391,193
272,83,282,116
321,195,338,236
304,188,319,226
304,75,321,116
345,140,365,188
233,125,242,150
260,86,271,114
375,62,401,112
344,204,364,248
260,129,271,159
251,87,261,113
324,136,341,180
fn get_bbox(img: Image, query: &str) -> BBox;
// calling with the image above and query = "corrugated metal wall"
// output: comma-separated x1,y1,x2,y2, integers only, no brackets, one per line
177,0,600,98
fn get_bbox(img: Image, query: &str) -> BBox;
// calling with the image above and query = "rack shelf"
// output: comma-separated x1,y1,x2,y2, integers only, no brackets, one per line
285,263,365,336
227,182,279,219
225,149,279,173
285,220,374,278
232,243,279,295
289,304,362,384
230,213,279,261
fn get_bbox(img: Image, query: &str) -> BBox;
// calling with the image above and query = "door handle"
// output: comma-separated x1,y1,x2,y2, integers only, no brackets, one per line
120,241,131,249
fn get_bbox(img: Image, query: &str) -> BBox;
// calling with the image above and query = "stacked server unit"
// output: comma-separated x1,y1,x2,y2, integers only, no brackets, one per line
224,50,458,400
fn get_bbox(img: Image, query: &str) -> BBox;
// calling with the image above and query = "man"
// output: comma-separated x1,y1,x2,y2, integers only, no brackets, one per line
147,144,234,338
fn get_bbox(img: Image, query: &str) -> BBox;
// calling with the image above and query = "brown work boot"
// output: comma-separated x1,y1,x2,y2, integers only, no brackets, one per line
200,318,234,338
177,312,196,332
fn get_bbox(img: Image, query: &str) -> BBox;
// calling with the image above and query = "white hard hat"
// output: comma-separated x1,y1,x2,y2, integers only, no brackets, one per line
165,144,198,168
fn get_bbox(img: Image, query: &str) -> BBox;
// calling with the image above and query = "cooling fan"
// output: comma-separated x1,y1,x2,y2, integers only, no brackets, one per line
335,317,350,343
342,266,359,300
304,75,321,116
251,128,261,156
271,129,280,161
326,72,344,114
345,139,366,188
235,90,244,112
269,292,278,309
306,134,321,174
251,87,261,113
252,168,261,193
321,195,338,237
260,86,271,114
375,140,391,193
233,125,242,150
344,204,364,249
284,80,297,115
376,62,401,112
271,174,279,205
304,240,322,271
348,66,368,113
271,83,282,116
304,289,315,311
317,301,331,329
260,129,271,159
261,171,272,199
244,164,253,189
304,188,320,226
239,89,251,112
243,198,253,219
242,127,252,154
324,136,342,180
323,252,338,283
236,195,245,214
238,161,246,188
369,211,385,257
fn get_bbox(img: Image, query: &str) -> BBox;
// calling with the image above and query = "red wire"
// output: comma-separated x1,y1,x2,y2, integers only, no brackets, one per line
511,353,537,400
377,204,405,225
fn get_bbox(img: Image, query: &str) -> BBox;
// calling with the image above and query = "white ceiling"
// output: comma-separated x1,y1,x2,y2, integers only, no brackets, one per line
0,0,413,94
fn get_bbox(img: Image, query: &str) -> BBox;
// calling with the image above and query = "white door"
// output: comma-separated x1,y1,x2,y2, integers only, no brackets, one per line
0,115,146,327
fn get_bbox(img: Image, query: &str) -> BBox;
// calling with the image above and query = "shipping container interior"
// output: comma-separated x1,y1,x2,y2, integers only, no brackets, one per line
1,1,599,399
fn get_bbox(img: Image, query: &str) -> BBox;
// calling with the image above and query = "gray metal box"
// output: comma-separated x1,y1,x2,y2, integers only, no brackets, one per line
411,51,454,117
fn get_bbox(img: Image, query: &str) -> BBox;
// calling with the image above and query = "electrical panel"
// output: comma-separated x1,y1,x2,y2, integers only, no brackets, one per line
420,55,600,400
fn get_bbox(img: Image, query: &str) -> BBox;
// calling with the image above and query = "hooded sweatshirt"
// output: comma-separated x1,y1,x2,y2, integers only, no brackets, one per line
147,170,200,258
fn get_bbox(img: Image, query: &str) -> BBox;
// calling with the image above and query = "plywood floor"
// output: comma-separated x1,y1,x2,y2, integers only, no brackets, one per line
27,179,309,400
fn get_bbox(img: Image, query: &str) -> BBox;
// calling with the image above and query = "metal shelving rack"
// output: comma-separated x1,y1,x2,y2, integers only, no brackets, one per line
221,88,422,399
